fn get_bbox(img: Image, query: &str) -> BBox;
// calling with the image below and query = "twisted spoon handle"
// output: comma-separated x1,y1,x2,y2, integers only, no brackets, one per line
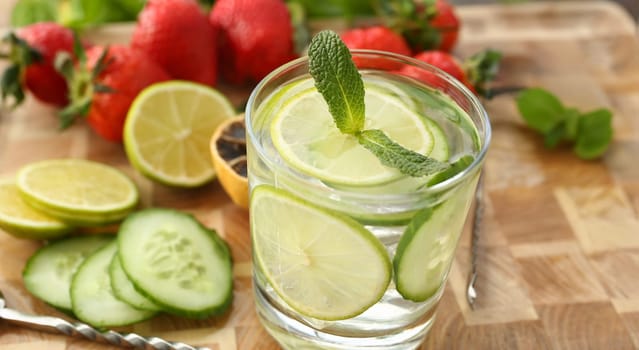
466,172,484,309
0,307,209,350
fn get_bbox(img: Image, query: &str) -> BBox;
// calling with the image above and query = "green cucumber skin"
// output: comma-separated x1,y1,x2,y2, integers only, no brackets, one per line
117,208,234,319
70,241,156,328
393,207,437,302
22,234,114,311
109,255,161,312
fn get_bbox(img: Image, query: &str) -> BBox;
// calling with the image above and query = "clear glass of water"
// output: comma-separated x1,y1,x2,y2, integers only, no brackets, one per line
245,50,491,350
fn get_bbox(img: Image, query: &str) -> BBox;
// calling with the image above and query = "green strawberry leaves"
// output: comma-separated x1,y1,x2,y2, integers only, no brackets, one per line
0,32,43,108
308,30,455,178
516,88,613,160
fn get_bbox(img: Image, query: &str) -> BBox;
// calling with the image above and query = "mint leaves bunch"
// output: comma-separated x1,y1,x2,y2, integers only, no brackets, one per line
308,30,455,179
516,88,613,160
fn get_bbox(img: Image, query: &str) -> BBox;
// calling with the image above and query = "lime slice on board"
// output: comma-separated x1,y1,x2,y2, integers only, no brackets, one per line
124,81,236,187
250,185,391,320
271,87,444,186
16,159,138,226
0,180,72,239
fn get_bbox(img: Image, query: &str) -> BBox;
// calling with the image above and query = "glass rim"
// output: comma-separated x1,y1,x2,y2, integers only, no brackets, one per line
245,49,492,200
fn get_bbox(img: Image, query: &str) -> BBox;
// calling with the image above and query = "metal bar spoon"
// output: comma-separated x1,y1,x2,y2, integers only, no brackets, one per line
0,290,209,350
466,172,484,309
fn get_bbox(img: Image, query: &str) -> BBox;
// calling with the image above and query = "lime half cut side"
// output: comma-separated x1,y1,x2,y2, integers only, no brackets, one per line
0,180,72,239
16,159,138,226
271,87,437,186
251,185,391,320
124,81,236,187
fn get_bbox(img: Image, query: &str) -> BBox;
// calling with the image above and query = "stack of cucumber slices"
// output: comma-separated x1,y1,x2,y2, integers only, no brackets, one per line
24,209,233,327
0,159,233,327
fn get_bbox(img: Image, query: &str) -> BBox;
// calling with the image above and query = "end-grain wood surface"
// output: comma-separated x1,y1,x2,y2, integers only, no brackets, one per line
1,1,638,349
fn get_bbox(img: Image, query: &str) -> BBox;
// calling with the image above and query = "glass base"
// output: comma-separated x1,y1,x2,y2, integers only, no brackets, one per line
254,284,436,350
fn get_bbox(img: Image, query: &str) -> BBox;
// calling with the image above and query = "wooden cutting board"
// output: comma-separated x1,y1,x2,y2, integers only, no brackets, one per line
1,1,639,349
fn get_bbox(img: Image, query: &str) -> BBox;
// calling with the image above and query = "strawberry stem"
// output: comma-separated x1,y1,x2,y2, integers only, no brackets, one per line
462,49,502,98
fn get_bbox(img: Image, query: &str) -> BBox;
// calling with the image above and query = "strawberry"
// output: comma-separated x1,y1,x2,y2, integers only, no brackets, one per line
341,26,411,57
1,22,75,107
376,0,460,53
341,26,412,70
131,0,217,86
58,44,170,142
210,0,297,84
428,0,460,52
400,50,502,97
411,50,467,83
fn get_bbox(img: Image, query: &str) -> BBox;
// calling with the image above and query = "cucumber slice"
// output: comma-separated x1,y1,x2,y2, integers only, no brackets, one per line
117,208,233,318
393,178,477,302
71,241,157,327
109,255,161,312
22,235,113,312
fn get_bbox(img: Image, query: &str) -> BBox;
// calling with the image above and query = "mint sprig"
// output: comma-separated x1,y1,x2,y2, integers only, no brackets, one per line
357,129,450,177
516,88,613,160
308,30,454,178
308,30,365,135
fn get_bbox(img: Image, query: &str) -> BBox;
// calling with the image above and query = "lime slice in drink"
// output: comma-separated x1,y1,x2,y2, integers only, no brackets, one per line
124,81,236,187
17,159,138,226
271,87,438,186
251,185,391,320
0,180,72,239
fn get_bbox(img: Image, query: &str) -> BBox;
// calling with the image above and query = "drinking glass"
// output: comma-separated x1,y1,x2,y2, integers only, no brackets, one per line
245,50,491,350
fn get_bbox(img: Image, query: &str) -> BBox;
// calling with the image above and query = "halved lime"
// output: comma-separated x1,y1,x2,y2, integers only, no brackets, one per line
271,87,439,186
124,81,236,187
251,185,391,320
0,180,72,239
17,159,138,226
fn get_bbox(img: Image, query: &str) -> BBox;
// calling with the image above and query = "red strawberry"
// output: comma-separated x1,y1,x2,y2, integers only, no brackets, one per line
399,51,472,93
341,26,412,70
59,45,170,142
377,0,460,53
341,26,411,56
428,0,460,52
210,0,297,84
400,50,502,98
131,0,217,86
1,22,75,107
413,50,466,82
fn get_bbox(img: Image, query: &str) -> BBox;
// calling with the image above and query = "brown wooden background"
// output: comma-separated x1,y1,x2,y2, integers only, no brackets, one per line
1,1,639,349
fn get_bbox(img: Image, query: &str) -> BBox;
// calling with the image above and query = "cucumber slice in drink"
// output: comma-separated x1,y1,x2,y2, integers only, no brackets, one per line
251,185,391,320
22,235,113,312
71,241,156,327
109,256,161,312
117,208,233,318
393,179,477,302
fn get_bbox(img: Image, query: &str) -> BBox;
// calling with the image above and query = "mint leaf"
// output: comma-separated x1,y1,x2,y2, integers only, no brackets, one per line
516,87,613,160
574,109,613,160
543,123,565,148
563,108,580,141
308,30,365,135
307,30,458,179
516,88,566,133
357,129,449,177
